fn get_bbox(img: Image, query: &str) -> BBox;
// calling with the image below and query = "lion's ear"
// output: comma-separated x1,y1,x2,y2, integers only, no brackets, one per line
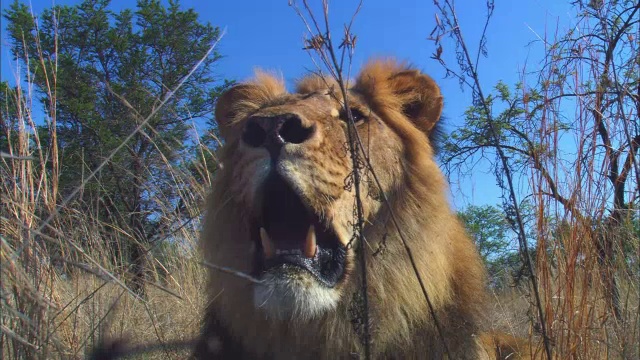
387,70,443,133
214,84,256,138
354,60,443,134
215,71,286,139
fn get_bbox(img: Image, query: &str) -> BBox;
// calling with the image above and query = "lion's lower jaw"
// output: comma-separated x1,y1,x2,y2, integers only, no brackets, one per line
253,272,341,321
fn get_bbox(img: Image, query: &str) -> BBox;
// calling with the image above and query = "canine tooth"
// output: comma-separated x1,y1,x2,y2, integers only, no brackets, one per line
304,225,317,258
260,228,275,259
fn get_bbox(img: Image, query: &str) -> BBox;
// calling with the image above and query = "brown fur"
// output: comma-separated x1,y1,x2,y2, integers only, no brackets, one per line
195,59,524,359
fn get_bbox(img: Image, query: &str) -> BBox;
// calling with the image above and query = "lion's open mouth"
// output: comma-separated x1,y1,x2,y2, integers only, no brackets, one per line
252,172,347,288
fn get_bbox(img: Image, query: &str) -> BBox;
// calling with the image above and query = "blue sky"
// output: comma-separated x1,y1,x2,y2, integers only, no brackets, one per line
0,0,575,209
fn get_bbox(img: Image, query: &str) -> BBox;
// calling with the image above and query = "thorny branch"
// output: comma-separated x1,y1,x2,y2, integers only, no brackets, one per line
291,1,373,358
429,0,554,359
290,0,452,358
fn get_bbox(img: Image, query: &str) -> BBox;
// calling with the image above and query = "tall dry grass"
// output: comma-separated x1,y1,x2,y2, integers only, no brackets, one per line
524,15,640,357
0,24,215,359
520,4,639,358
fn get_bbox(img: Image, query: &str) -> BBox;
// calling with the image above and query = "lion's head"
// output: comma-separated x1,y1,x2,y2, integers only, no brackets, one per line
204,59,445,319
200,59,487,358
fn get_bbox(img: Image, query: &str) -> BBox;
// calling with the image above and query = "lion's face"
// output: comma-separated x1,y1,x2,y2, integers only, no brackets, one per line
207,60,443,321
219,89,400,320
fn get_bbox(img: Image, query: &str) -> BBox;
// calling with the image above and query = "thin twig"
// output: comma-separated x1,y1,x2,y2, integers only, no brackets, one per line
0,151,35,160
200,261,263,284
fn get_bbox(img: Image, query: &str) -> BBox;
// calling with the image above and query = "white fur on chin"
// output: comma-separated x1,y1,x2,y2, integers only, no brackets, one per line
253,270,340,321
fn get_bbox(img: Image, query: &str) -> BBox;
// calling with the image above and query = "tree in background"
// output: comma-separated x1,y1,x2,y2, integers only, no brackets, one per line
458,204,520,288
4,0,229,292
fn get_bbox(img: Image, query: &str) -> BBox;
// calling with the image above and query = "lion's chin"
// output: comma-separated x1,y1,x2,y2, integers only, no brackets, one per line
253,269,341,321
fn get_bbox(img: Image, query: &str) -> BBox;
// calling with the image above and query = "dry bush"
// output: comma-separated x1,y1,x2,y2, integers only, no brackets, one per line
430,0,639,358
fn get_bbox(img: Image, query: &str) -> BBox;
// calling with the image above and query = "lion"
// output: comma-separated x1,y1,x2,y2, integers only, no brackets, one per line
194,59,528,359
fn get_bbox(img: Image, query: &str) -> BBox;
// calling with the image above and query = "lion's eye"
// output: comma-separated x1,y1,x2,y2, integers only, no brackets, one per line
340,108,367,125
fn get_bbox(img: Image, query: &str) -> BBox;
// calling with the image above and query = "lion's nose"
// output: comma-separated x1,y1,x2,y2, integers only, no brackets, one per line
242,114,315,158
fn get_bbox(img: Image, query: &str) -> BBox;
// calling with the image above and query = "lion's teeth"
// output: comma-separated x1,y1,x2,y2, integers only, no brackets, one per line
260,227,275,259
304,225,317,258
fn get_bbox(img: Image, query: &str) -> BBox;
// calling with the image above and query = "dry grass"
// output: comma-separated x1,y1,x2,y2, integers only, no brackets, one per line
487,268,639,359
1,105,209,359
50,267,204,359
0,17,213,358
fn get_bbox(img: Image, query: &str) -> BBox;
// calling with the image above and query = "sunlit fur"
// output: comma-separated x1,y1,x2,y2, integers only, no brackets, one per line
196,59,528,359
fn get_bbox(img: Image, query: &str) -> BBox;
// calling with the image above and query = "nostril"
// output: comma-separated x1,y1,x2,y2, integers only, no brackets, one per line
242,120,266,147
279,117,315,144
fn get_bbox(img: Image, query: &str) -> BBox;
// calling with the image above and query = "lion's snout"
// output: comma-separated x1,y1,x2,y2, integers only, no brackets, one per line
242,113,316,159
